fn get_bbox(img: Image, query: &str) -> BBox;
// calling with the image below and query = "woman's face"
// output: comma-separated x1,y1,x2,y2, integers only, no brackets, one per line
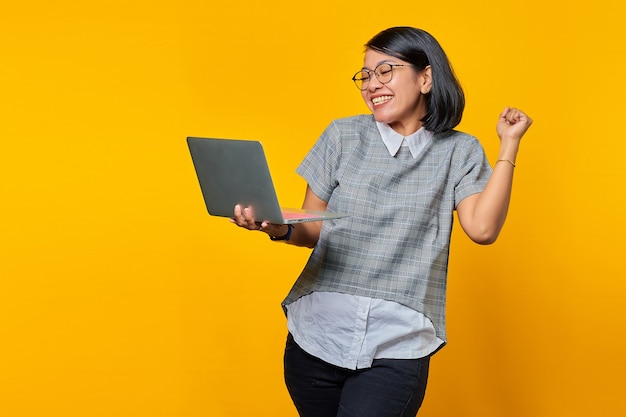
360,48,431,136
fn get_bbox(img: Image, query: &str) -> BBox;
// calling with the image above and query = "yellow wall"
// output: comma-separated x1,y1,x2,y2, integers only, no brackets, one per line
2,1,625,416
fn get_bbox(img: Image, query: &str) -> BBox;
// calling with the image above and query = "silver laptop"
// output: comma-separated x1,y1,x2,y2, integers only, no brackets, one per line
187,137,349,224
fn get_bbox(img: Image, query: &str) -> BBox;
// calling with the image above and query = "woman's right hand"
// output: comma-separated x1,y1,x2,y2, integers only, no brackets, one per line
230,185,327,247
231,204,262,231
231,204,291,237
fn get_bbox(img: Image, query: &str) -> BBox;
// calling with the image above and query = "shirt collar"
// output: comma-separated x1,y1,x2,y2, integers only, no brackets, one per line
375,121,434,158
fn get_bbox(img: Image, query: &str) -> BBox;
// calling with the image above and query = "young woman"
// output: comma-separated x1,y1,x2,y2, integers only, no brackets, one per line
232,26,532,417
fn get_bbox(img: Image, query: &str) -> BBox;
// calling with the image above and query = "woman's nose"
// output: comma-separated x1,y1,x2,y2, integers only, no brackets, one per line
367,73,383,90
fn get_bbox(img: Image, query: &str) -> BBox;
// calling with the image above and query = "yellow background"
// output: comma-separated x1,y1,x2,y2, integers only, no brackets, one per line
1,1,625,416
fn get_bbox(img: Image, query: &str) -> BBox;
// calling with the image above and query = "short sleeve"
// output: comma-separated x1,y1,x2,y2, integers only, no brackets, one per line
453,136,492,208
296,121,343,203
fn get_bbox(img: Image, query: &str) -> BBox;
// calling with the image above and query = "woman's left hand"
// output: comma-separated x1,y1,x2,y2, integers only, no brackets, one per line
496,107,533,142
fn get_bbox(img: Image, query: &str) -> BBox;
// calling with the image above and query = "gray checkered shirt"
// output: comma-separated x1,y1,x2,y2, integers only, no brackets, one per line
282,115,491,342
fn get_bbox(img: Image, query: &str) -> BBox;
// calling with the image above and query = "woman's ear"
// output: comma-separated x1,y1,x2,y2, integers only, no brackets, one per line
421,66,432,94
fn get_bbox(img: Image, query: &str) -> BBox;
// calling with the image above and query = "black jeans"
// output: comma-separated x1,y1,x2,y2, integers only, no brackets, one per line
284,333,430,417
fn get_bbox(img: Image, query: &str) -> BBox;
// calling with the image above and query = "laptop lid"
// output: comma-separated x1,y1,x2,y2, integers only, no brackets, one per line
186,137,348,224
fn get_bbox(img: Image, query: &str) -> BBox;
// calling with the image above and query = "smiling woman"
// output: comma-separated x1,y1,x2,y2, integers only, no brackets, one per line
230,26,532,417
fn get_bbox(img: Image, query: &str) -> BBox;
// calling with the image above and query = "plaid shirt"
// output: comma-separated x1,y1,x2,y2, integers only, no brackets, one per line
282,115,491,342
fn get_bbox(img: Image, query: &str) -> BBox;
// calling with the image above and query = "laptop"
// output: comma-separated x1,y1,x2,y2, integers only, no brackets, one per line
186,137,349,224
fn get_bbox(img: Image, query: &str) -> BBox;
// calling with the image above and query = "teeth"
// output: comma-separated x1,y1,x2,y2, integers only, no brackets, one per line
372,95,393,105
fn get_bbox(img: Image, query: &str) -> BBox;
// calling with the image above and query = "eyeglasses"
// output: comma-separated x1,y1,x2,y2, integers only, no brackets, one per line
351,63,410,90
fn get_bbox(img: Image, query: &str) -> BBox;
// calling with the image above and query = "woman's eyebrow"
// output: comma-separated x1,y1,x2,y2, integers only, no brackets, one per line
361,60,396,70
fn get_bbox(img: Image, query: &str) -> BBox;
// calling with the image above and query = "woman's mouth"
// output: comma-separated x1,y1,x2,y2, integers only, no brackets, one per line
372,95,393,106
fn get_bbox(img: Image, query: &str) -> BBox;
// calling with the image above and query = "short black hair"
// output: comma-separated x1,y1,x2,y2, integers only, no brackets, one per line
365,27,465,133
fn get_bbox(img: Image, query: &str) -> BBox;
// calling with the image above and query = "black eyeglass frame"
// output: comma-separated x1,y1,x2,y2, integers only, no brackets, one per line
351,63,410,90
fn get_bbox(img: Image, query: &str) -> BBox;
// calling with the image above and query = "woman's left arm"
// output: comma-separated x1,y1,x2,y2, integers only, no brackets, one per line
456,107,533,244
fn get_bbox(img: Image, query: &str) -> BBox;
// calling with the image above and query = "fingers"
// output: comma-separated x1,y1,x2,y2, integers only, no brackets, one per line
230,206,288,238
231,205,262,230
500,107,533,126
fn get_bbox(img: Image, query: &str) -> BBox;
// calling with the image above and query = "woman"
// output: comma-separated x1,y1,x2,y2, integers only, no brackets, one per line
232,26,532,417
